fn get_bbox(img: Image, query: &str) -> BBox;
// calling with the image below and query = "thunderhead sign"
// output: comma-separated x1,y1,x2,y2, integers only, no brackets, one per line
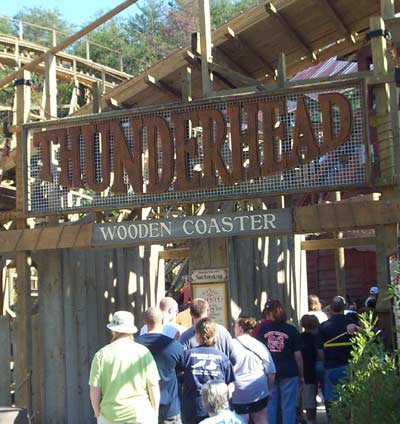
24,80,368,214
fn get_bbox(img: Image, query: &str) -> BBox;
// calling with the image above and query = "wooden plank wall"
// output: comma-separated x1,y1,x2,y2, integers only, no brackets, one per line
33,245,164,424
229,234,308,326
0,316,11,405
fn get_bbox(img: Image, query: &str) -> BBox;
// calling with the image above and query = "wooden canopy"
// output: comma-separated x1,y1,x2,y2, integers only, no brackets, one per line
75,0,400,113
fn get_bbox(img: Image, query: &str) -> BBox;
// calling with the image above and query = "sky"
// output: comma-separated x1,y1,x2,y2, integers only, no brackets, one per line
1,0,143,28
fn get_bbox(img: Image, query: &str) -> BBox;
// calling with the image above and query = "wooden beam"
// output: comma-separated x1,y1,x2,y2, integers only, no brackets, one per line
159,248,191,260
0,199,399,253
301,237,376,251
225,26,275,77
0,0,139,89
316,0,355,43
208,61,262,87
184,51,236,89
294,198,400,233
144,74,181,100
265,2,317,61
213,46,253,79
199,0,213,97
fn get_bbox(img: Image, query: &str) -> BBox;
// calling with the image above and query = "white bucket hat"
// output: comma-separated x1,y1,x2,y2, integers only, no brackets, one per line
106,311,138,334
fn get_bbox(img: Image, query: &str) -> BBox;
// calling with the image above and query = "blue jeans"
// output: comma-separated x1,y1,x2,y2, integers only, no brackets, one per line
324,365,348,401
268,376,299,424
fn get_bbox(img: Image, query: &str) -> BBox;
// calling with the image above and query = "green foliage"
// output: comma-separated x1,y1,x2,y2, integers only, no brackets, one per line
0,17,15,36
2,1,260,75
210,0,259,28
73,17,127,70
13,7,73,47
331,312,400,424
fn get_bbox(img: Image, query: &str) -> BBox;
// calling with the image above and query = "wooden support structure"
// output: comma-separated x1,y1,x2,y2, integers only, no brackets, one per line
334,191,346,297
198,0,213,97
225,26,275,77
316,0,355,43
181,67,192,102
265,2,317,61
301,237,376,251
144,74,181,100
0,0,139,89
44,54,57,119
159,248,191,260
371,10,397,346
14,69,32,412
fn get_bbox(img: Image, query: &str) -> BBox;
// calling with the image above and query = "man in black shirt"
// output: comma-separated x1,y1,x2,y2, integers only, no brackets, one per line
317,296,354,414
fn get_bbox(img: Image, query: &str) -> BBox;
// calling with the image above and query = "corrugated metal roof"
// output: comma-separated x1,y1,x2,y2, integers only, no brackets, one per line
291,57,358,80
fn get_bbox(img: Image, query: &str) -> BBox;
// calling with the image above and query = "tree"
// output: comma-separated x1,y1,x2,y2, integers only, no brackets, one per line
0,16,16,37
13,7,73,47
73,16,128,71
210,0,258,28
165,0,199,48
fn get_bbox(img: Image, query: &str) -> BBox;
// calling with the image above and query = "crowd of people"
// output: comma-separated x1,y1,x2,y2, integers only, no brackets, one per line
88,288,380,424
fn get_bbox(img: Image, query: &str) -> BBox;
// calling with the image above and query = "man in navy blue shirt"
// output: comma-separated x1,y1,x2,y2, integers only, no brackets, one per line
136,307,184,424
317,296,354,416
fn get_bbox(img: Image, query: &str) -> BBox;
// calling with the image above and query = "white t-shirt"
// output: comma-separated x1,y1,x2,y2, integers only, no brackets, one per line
199,410,245,424
231,334,276,404
307,310,328,323
139,321,186,339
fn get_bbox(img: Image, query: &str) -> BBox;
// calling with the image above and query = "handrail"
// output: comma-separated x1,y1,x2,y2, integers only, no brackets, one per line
0,15,123,64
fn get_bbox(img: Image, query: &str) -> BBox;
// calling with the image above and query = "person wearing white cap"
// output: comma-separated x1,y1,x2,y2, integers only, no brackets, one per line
364,286,379,308
89,311,160,424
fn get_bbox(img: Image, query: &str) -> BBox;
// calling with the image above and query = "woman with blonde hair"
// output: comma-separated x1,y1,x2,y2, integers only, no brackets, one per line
231,316,276,424
181,318,235,424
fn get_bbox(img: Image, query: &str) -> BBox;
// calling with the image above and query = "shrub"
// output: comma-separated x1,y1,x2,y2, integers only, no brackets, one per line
331,311,400,424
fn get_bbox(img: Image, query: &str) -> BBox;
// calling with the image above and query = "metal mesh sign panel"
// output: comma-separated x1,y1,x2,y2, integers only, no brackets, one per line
24,79,368,214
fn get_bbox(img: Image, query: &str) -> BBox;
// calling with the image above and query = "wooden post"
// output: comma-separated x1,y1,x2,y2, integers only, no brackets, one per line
277,52,286,88
93,81,102,113
371,15,396,345
86,40,90,61
181,66,194,215
52,30,57,47
370,16,395,180
334,191,346,297
375,221,397,348
15,69,33,412
44,54,57,119
181,67,192,102
198,0,213,97
380,0,395,17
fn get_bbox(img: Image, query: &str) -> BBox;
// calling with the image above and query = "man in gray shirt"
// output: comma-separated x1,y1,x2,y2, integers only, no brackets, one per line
179,298,237,365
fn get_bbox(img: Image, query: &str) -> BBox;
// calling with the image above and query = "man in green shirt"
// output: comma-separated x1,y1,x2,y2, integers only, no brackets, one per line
89,311,160,423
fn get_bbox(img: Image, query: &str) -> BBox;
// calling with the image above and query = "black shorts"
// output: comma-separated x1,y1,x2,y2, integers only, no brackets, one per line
232,396,269,414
